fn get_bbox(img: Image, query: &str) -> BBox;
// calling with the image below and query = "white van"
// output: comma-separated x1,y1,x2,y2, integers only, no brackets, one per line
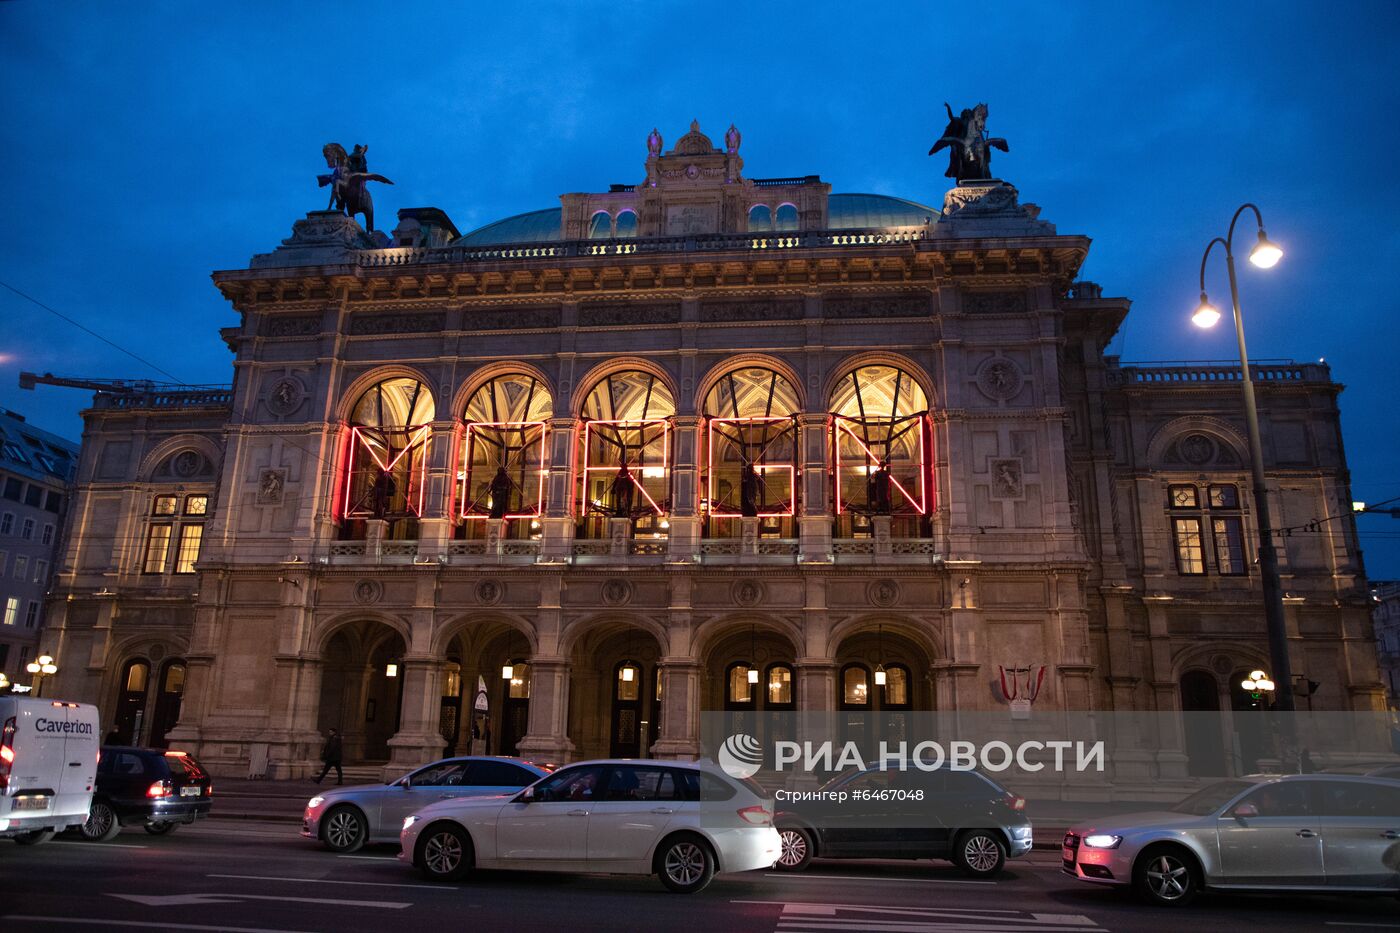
0,696,101,844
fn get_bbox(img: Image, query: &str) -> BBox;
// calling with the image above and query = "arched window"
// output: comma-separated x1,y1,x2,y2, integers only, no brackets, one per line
726,662,755,707
748,205,772,232
614,210,637,238
765,663,794,708
829,365,932,537
881,664,911,708
459,374,553,535
578,370,675,538
588,211,612,239
338,377,434,539
840,663,871,709
702,367,800,537
775,203,798,232
113,658,151,745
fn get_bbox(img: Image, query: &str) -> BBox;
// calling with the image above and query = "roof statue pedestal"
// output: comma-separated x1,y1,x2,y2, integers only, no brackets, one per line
251,210,389,269
936,180,1054,238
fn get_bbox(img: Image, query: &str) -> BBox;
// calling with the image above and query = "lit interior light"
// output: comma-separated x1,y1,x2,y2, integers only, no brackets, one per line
874,665,887,687
501,663,514,681
747,667,759,685
621,666,635,682
642,467,665,479
385,663,398,678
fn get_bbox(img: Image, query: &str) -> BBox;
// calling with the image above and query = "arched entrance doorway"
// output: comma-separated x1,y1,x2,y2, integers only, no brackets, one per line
436,620,536,758
1180,669,1225,776
566,620,665,760
111,658,150,745
317,621,407,764
703,622,799,757
835,625,930,757
148,659,188,749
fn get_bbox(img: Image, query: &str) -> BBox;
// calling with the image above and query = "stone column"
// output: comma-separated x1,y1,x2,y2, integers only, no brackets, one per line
416,420,457,559
540,416,578,561
365,519,387,561
668,415,702,560
652,659,702,759
1144,596,1189,780
385,657,447,777
798,413,831,560
516,657,575,763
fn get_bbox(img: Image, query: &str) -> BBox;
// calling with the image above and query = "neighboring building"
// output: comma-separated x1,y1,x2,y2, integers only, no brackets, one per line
42,121,1384,781
1372,581,1400,710
0,408,77,686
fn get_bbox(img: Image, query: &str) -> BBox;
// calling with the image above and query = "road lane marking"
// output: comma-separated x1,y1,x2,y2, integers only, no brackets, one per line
208,873,452,891
734,901,1100,931
336,854,398,860
3,917,320,933
52,840,148,849
1325,924,1400,929
109,893,410,909
762,873,996,885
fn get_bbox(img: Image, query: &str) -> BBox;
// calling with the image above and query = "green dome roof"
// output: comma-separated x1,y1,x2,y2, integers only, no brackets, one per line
455,193,937,246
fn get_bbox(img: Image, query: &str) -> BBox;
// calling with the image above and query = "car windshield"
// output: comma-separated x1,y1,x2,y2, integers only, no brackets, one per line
1171,780,1253,815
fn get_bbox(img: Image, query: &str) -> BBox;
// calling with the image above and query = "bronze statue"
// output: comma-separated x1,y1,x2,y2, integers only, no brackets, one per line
318,143,393,231
488,466,513,520
928,103,1008,183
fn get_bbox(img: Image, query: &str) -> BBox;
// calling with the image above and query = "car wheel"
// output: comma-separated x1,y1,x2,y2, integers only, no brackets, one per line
13,829,57,846
656,834,716,894
144,821,179,836
1134,845,1200,907
775,826,814,871
321,805,368,853
416,823,473,882
81,802,122,842
953,830,1006,878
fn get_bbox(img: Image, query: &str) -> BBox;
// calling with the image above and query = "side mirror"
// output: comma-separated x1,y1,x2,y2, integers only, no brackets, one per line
518,786,536,804
1232,803,1259,820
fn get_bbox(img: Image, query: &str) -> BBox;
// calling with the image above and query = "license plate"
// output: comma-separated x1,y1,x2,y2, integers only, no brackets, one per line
1061,846,1075,862
14,797,49,811
180,786,202,797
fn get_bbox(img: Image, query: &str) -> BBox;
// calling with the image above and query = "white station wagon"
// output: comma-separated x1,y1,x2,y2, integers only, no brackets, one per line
400,758,780,893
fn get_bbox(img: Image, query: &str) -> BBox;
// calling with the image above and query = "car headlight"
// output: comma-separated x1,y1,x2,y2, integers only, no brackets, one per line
1083,834,1123,849
1012,825,1033,839
402,815,418,831
307,796,325,809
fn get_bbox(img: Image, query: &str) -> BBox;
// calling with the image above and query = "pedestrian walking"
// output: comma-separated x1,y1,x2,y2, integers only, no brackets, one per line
314,728,343,785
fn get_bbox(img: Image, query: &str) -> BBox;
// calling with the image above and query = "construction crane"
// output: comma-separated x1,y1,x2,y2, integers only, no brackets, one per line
18,372,206,395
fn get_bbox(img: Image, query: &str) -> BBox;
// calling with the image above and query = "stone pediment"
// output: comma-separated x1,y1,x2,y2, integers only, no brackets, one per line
671,120,719,156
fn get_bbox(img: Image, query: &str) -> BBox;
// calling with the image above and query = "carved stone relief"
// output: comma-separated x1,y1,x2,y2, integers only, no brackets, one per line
348,312,445,336
475,579,504,606
963,291,1028,314
257,468,286,504
989,459,1024,500
266,376,305,416
733,579,765,606
260,315,321,338
602,579,634,606
823,295,927,319
353,579,383,605
699,300,803,322
868,579,901,608
976,357,1024,401
578,303,681,327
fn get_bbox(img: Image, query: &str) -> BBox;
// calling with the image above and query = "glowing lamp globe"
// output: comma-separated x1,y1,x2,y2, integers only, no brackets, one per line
1192,293,1222,329
1249,232,1283,269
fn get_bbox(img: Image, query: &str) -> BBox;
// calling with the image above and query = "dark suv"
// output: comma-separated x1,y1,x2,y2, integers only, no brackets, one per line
774,765,1033,877
78,746,213,841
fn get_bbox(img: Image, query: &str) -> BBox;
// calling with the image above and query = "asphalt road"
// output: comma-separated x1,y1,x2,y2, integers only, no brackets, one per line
2,820,1398,933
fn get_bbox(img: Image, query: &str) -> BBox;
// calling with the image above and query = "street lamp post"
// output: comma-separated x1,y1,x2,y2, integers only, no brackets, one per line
25,654,58,698
1192,203,1294,714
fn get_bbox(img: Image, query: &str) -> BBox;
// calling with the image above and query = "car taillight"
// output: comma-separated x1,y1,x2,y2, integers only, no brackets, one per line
737,805,772,826
1005,792,1026,811
147,780,172,798
0,716,15,793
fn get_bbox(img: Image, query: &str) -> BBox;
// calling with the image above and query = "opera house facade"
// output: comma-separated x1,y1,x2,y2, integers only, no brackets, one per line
42,121,1382,780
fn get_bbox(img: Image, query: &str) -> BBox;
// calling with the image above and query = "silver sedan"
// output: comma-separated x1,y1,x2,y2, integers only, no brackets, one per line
1063,774,1400,905
303,756,551,852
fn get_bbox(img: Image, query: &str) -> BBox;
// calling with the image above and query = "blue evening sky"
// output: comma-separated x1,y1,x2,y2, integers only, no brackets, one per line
2,1,1398,574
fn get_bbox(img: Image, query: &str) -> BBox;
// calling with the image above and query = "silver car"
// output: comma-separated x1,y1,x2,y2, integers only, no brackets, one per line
400,759,781,893
1063,774,1400,906
303,756,551,852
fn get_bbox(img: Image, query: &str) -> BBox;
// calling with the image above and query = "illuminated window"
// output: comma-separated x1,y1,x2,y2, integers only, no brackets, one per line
578,370,674,537
1173,518,1205,574
615,662,641,701
883,665,910,707
1169,485,1198,509
338,378,434,536
162,662,186,695
1209,485,1239,509
153,495,178,516
507,661,531,700
144,525,172,574
703,367,799,536
727,663,754,704
2,597,16,626
830,365,932,536
842,665,870,707
766,664,793,706
184,495,208,516
174,524,203,574
125,661,149,693
748,205,772,232
460,374,553,528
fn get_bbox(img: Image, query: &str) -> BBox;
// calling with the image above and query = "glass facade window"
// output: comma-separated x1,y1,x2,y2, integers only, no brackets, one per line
41,523,53,545
13,555,27,580
1173,518,1205,574
842,665,870,706
175,524,203,574
727,663,753,704
588,211,611,238
883,665,910,706
702,367,800,536
578,370,675,537
460,374,553,527
614,210,637,238
0,513,11,534
1169,485,1198,509
144,525,173,574
766,665,793,705
1209,484,1239,509
748,205,772,232
1213,517,1246,575
153,495,178,516
507,661,530,699
339,378,434,536
185,495,209,516
830,365,932,537
20,518,33,540
774,203,799,232
125,661,149,693
2,597,16,626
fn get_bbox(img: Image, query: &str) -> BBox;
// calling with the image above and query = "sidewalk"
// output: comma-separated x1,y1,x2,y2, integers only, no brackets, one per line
205,775,1160,849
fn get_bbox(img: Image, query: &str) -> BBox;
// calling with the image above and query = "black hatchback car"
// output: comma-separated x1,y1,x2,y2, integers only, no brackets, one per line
77,746,214,841
774,765,1033,877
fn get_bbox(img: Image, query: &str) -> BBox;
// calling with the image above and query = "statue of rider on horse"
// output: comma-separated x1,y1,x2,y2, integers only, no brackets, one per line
318,143,393,232
928,102,1009,183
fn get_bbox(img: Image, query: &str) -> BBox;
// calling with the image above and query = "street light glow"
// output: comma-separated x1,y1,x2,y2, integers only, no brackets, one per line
1248,231,1283,269
1191,293,1221,328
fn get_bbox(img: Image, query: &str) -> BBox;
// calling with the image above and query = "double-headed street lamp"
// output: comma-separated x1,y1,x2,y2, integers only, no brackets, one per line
1192,204,1294,714
25,654,58,698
